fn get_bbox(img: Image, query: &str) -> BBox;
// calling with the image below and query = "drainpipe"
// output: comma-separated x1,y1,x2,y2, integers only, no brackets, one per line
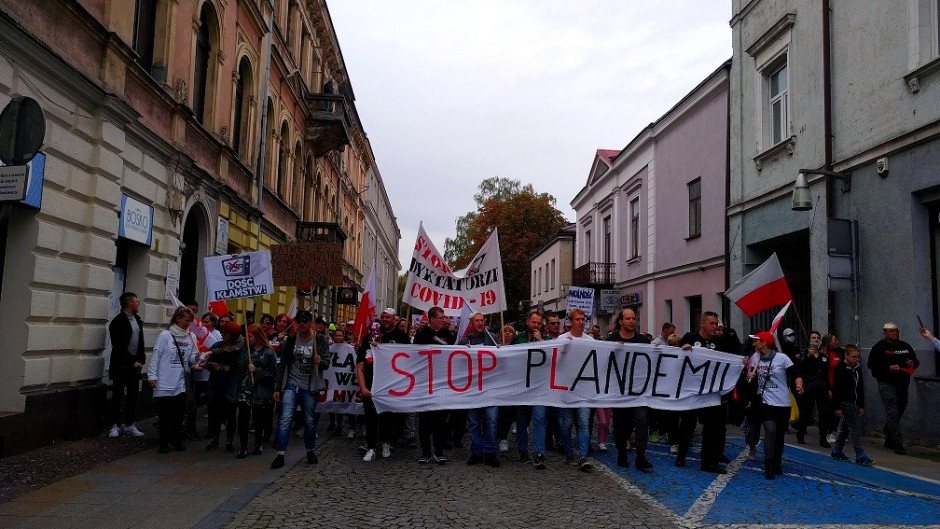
254,0,275,211
723,61,732,321
822,0,836,334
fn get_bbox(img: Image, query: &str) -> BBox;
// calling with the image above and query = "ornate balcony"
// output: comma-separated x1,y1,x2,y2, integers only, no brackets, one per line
572,262,616,287
305,94,350,156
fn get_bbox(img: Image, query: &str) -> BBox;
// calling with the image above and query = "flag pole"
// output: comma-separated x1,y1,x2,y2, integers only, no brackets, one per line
244,304,254,384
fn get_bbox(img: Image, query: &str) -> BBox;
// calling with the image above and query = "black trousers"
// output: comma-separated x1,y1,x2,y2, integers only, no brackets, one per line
613,407,649,455
698,403,727,467
252,404,274,449
363,396,394,449
109,368,141,426
496,406,516,440
418,410,448,456
157,393,186,449
235,402,252,452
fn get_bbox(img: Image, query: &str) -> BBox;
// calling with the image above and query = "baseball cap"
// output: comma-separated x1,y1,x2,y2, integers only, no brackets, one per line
294,310,312,322
783,328,796,337
883,322,899,330
315,316,327,325
748,331,775,346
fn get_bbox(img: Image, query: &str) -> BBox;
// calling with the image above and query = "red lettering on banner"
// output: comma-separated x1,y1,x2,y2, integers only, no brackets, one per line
415,236,427,252
549,347,569,390
419,349,442,394
479,289,497,307
389,352,415,396
410,284,465,309
448,350,473,392
477,350,496,390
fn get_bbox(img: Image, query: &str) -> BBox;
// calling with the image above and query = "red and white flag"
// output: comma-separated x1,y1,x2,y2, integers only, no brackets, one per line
724,253,792,317
352,262,377,347
455,298,474,339
768,301,792,334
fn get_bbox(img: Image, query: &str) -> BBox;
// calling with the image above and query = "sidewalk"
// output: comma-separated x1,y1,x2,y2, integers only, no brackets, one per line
0,417,308,529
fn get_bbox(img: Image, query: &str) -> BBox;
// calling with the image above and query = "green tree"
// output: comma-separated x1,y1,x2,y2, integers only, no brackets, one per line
396,273,409,316
444,177,568,322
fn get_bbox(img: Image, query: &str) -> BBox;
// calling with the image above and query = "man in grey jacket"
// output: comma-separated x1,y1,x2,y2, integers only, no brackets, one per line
270,310,330,469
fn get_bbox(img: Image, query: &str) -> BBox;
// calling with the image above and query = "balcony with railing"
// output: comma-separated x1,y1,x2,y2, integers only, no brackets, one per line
305,93,350,156
572,262,616,287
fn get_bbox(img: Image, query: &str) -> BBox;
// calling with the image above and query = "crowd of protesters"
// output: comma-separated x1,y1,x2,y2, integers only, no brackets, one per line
110,293,922,481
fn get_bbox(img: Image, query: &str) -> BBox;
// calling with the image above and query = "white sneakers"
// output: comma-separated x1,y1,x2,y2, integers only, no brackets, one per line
826,433,837,444
498,439,509,453
108,424,121,438
123,424,145,437
598,442,608,452
347,430,356,440
363,449,376,462
381,442,392,458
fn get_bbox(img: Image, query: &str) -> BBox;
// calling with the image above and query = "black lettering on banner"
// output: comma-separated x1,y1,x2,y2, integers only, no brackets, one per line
526,348,546,388
652,353,678,398
571,349,600,393
335,372,354,385
718,362,731,392
605,349,630,394
675,356,711,398
629,352,652,395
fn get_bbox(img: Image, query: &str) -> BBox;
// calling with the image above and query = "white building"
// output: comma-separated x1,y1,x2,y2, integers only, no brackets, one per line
529,224,575,316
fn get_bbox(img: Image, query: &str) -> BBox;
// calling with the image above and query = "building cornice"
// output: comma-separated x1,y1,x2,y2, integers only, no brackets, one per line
746,13,796,58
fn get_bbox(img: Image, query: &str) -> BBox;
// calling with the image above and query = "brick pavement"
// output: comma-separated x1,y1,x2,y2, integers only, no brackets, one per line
224,432,681,529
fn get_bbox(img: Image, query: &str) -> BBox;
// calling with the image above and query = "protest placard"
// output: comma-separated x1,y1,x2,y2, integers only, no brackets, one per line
204,251,274,301
316,341,363,414
270,242,343,286
369,339,742,413
566,286,595,319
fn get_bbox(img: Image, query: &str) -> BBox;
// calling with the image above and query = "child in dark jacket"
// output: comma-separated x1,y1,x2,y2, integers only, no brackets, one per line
830,344,874,466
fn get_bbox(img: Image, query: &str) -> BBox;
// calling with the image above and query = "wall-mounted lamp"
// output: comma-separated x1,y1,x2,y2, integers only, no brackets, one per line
791,169,851,211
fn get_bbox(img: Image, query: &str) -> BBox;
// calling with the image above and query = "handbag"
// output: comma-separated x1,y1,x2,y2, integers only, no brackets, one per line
789,390,800,423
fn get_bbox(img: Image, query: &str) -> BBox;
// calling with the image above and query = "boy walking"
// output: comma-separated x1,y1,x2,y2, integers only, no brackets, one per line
830,344,875,466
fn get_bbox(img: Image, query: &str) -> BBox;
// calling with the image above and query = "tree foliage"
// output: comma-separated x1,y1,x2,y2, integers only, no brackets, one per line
444,177,568,321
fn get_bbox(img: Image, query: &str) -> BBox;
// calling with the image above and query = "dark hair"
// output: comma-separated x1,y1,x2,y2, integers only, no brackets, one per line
810,330,821,337
662,322,675,332
260,313,274,324
201,312,218,327
614,308,637,331
119,292,138,309
428,306,444,318
184,300,199,309
701,311,719,322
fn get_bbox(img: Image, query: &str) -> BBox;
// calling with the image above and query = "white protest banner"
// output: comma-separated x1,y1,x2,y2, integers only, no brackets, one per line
204,251,274,301
369,338,742,413
566,286,595,319
402,223,506,316
317,342,363,414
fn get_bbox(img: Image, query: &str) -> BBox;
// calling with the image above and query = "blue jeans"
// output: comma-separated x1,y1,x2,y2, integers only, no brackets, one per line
274,384,319,452
563,407,590,458
517,405,547,455
467,406,498,455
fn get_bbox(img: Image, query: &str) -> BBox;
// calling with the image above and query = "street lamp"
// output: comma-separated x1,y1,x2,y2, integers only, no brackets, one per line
792,169,851,211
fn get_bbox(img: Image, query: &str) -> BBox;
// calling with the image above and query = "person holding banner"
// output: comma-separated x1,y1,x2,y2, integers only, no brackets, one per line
204,322,243,452
327,328,358,440
746,331,804,479
458,312,501,468
245,324,278,457
558,308,595,472
270,310,330,469
357,308,410,462
678,311,736,474
147,306,197,453
605,308,653,472
512,310,547,468
412,306,456,464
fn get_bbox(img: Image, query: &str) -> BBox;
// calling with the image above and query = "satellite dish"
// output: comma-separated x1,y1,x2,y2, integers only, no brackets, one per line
0,96,46,165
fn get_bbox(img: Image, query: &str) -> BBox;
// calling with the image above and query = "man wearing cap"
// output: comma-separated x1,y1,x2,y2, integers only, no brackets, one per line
780,328,802,363
357,308,409,461
868,322,919,455
270,309,330,469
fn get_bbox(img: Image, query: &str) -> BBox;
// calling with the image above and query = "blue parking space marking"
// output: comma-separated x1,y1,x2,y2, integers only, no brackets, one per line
596,437,940,527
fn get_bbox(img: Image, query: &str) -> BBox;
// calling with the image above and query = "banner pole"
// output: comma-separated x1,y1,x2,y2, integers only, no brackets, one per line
244,306,254,384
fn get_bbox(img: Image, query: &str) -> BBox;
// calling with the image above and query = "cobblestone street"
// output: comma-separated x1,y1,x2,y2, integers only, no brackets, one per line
224,432,680,529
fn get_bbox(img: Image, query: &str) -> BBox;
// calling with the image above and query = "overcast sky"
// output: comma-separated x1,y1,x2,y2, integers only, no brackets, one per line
328,1,732,272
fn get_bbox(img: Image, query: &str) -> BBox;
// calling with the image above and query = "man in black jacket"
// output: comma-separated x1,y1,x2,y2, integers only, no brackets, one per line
868,322,919,455
107,292,146,438
412,306,455,464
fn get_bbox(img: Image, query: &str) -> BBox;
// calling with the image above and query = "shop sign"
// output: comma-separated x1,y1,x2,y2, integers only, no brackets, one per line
620,291,642,306
215,217,229,255
119,194,153,246
600,289,620,313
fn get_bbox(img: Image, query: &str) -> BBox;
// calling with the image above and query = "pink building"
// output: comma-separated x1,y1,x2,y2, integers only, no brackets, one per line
570,61,730,336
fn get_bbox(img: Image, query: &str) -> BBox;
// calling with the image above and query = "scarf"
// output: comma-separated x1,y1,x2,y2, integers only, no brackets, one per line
169,325,190,338
759,349,777,364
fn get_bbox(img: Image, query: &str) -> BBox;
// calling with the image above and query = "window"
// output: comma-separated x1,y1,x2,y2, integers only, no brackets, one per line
232,57,252,157
687,295,702,334
277,122,290,198
192,4,213,123
133,0,157,72
538,267,542,294
664,299,673,324
532,270,537,296
688,178,701,238
550,258,556,289
629,198,640,259
768,62,789,145
603,215,611,263
585,230,591,262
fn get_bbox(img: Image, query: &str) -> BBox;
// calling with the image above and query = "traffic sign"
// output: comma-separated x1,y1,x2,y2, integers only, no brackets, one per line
0,96,45,165
0,164,29,201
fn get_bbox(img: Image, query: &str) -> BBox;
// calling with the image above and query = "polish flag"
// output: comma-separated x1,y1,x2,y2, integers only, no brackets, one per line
769,301,792,334
455,298,474,339
352,262,377,348
209,300,229,317
725,253,793,317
